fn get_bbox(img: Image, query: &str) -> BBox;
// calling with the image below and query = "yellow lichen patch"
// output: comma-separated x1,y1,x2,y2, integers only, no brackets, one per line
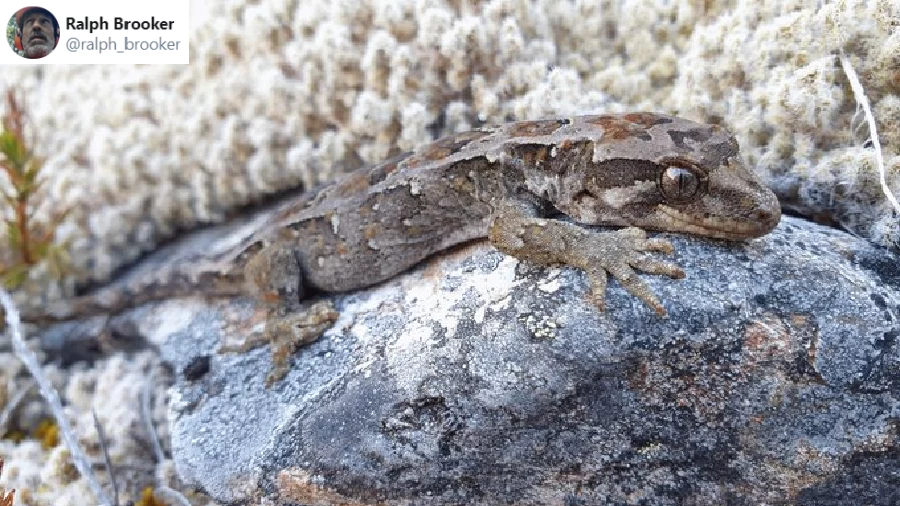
33,419,59,450
135,487,167,506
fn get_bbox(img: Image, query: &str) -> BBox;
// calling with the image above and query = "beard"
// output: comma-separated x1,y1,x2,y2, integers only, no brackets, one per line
24,39,52,58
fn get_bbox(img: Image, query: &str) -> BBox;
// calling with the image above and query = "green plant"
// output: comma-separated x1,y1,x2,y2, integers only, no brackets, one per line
0,90,71,290
6,19,15,49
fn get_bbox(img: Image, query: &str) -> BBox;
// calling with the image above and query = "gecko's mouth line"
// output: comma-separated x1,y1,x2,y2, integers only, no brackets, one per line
657,205,777,240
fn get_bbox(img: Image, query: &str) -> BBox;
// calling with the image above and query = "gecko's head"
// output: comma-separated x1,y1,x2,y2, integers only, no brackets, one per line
560,113,781,240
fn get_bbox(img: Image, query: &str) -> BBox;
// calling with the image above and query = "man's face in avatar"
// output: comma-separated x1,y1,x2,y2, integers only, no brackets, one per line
22,11,55,58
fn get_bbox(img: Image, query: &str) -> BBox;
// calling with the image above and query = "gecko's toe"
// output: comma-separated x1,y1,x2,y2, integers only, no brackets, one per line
629,257,685,279
640,237,675,254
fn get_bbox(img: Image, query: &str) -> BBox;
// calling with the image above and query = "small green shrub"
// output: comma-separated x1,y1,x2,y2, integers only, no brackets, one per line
0,90,71,290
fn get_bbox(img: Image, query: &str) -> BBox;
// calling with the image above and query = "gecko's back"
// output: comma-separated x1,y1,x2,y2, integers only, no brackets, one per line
262,112,778,292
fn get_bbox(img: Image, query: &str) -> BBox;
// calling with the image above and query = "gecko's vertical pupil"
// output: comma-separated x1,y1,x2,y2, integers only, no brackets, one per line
660,166,700,202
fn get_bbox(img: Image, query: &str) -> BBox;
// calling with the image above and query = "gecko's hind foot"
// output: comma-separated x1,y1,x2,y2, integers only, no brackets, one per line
265,300,339,386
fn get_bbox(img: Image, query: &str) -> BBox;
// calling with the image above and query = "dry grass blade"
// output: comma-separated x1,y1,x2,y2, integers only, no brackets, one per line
0,379,34,433
838,52,897,213
0,287,114,505
92,410,120,506
141,375,193,505
141,375,165,465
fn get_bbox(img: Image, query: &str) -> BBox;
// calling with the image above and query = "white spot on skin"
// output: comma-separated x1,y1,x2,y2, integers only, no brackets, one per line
330,214,340,234
484,147,509,164
600,180,655,209
317,256,325,267
409,179,422,195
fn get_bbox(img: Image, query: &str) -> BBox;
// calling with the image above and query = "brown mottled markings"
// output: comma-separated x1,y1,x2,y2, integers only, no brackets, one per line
621,112,673,128
518,145,552,166
506,119,569,138
404,129,493,170
508,140,593,175
230,239,267,270
412,144,453,165
586,115,653,142
439,129,493,151
330,168,372,198
368,154,406,186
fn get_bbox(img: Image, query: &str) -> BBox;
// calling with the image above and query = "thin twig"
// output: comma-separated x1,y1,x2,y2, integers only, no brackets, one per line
141,373,193,505
141,375,165,465
92,410,120,506
838,52,898,213
0,379,34,432
0,287,114,506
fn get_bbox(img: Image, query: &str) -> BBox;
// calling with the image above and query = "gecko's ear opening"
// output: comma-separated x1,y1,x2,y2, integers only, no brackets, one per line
573,189,598,206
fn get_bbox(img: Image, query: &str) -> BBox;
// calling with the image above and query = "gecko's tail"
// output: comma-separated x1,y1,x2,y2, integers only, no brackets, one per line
18,270,247,325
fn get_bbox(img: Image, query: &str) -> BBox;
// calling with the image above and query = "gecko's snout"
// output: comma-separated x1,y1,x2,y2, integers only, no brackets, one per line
749,207,780,233
751,191,782,236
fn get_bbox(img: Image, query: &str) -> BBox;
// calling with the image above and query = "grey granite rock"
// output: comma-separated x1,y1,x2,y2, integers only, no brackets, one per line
123,215,899,505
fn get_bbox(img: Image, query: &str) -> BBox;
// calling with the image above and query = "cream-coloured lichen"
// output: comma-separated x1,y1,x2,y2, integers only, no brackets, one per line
669,0,899,246
0,0,896,285
0,351,177,506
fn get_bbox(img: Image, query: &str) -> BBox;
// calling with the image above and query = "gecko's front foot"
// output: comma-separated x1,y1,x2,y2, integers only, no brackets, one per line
265,300,338,386
489,205,685,316
578,227,684,316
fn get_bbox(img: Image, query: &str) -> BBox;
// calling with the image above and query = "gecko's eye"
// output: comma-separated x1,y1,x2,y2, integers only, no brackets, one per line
659,165,701,203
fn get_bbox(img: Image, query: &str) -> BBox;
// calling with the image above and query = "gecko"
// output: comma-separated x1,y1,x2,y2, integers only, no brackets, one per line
20,112,781,383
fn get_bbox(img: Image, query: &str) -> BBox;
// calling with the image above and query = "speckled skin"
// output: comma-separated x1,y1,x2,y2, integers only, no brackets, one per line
243,112,779,312
24,113,780,380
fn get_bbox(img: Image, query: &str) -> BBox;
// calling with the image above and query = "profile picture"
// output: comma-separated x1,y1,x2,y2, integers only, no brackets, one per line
7,6,59,59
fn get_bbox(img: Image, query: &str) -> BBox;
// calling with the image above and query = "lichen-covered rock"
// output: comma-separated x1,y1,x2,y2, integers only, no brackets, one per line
122,214,899,505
